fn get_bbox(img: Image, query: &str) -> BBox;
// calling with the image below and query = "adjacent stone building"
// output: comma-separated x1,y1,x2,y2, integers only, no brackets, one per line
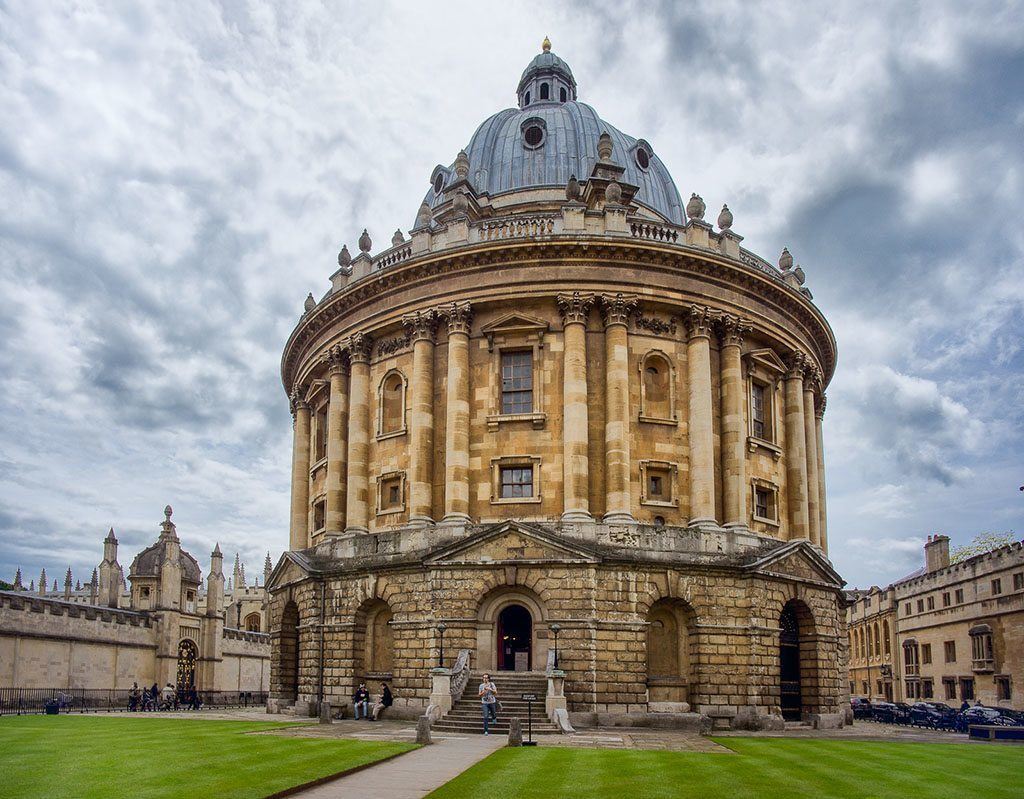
0,507,272,693
268,42,845,729
847,534,1024,710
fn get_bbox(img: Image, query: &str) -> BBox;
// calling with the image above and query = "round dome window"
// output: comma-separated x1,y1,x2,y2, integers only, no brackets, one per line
635,146,651,170
520,117,547,150
433,173,445,194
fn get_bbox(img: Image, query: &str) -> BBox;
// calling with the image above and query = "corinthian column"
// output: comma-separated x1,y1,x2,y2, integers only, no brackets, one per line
815,395,828,552
557,292,595,521
783,352,809,540
441,302,473,523
344,332,373,534
600,293,637,523
289,391,311,550
686,305,717,527
324,346,349,535
803,366,822,547
718,314,751,528
403,310,438,526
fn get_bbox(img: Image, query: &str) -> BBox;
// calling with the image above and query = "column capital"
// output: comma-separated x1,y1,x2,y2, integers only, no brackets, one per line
815,393,827,420
324,344,349,376
557,291,596,327
439,301,473,336
599,293,638,328
803,362,823,392
402,309,439,343
684,304,716,340
344,331,374,364
716,313,752,347
783,350,808,379
289,388,310,415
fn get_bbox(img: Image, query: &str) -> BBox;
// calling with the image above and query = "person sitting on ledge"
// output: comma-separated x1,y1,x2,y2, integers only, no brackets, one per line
352,683,370,720
370,682,393,721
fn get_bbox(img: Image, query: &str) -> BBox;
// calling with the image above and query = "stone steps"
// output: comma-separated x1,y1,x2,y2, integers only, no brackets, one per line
433,671,557,735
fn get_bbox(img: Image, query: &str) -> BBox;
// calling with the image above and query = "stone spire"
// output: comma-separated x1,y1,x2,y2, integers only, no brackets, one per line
29,579,35,592
159,505,179,542
233,553,245,588
89,568,98,604
99,528,121,608
264,552,273,585
38,568,47,596
207,543,224,618
13,567,22,590
63,568,72,600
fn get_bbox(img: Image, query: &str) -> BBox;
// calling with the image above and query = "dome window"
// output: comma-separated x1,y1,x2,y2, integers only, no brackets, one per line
433,172,445,194
635,145,651,170
520,117,547,150
540,83,550,100
559,87,567,102
525,90,531,105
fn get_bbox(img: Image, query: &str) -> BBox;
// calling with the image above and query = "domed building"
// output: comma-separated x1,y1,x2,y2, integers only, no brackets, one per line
267,41,845,730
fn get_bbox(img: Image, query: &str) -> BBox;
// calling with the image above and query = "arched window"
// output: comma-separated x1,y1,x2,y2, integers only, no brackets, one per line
377,370,406,436
883,620,891,655
639,351,675,422
873,623,880,657
524,90,530,105
244,613,261,632
559,87,567,102
867,628,873,658
540,82,550,100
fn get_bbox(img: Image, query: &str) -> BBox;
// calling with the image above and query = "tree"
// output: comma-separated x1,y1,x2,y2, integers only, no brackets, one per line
949,532,1018,564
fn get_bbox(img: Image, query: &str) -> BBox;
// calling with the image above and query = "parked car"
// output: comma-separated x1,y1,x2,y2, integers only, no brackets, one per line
892,702,913,724
850,697,873,719
871,702,898,724
959,705,1016,732
910,702,958,729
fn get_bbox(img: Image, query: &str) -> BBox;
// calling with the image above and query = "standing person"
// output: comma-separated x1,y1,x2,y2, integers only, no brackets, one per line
128,682,141,712
370,682,393,721
150,683,159,711
161,683,176,710
478,673,498,735
352,683,370,720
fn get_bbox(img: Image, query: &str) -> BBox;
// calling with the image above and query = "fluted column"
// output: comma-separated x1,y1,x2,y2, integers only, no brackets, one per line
803,367,822,547
404,310,438,526
441,302,473,523
324,346,349,535
558,292,595,521
783,353,809,540
815,395,828,553
288,392,311,550
686,305,717,527
718,315,751,528
600,293,637,522
344,333,373,534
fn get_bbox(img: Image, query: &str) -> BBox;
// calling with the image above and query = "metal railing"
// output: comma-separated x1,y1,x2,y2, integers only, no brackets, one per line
0,687,268,716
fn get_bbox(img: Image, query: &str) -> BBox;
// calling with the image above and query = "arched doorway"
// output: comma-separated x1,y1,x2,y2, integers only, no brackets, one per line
497,604,532,671
277,600,300,703
646,598,694,706
779,604,801,720
176,639,197,692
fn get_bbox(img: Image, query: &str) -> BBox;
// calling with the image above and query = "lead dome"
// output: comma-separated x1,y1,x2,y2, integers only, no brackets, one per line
423,44,684,225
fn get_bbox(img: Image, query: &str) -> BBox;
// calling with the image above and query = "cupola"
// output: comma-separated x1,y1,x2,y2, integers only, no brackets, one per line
517,37,577,108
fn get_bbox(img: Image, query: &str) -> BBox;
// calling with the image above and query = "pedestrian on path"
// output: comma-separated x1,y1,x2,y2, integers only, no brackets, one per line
478,673,498,734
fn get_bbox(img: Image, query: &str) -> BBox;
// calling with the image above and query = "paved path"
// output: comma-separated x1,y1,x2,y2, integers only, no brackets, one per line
292,733,504,798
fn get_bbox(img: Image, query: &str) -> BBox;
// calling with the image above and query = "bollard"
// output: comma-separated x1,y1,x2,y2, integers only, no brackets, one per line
507,717,523,746
416,715,433,745
319,702,333,724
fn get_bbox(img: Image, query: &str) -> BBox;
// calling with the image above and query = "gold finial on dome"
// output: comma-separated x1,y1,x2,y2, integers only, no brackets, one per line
542,36,551,52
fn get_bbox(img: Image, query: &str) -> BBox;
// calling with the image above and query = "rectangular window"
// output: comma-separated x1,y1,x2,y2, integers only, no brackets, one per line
971,633,994,670
917,599,924,613
755,488,770,519
861,681,868,695
314,408,328,462
904,603,912,615
992,579,1002,595
921,644,932,664
942,592,951,607
997,677,1012,701
751,383,768,440
943,677,957,700
313,500,326,531
500,351,533,415
864,596,872,609
927,596,935,610
922,679,934,699
1014,572,1023,591
500,466,533,499
960,678,975,701
876,679,883,695
380,476,402,510
944,641,956,663
648,474,664,498
955,588,964,603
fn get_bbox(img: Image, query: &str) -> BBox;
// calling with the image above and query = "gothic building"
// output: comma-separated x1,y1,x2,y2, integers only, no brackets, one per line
268,42,845,729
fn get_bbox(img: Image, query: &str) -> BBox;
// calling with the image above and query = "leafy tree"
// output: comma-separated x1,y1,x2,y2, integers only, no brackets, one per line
0,580,13,591
949,532,1018,563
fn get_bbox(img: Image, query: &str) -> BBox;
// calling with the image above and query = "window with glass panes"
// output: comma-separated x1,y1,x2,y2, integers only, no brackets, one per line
500,466,533,499
501,351,533,414
751,383,768,439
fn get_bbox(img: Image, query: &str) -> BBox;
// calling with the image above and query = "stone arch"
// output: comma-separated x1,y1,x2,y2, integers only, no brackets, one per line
176,638,198,692
646,597,696,708
244,612,262,632
273,600,300,703
778,597,820,721
475,584,549,673
377,369,407,436
355,598,394,681
638,349,676,421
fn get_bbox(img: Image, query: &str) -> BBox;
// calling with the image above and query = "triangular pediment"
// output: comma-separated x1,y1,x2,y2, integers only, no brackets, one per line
425,521,600,566
480,312,549,336
744,348,787,376
745,540,844,588
266,552,312,591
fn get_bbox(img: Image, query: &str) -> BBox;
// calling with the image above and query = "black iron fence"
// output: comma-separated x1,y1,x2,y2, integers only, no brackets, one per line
0,687,268,716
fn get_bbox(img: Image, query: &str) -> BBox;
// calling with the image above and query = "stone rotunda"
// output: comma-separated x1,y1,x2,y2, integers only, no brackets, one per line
267,41,846,731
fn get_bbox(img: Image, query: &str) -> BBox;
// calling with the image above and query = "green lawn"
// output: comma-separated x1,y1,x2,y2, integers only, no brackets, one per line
427,737,1024,799
0,715,416,799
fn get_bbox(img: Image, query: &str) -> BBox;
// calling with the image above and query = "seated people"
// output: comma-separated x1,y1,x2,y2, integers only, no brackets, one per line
370,683,393,721
352,683,370,720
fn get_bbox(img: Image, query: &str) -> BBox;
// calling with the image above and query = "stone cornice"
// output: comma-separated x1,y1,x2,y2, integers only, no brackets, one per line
281,237,837,391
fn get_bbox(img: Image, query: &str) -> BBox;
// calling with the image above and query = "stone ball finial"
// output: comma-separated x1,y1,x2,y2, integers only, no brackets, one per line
358,228,372,253
717,204,733,230
454,149,470,180
542,35,552,52
391,229,405,246
686,193,706,221
779,247,794,271
605,179,622,205
304,292,316,312
164,505,173,520
416,201,432,228
566,174,581,202
597,131,614,162
337,244,351,267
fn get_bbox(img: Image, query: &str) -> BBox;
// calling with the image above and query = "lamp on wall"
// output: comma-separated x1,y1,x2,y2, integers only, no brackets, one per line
550,622,561,669
436,622,448,668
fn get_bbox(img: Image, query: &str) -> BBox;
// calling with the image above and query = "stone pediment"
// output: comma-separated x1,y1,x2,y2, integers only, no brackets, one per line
265,552,312,590
743,348,787,377
744,540,843,588
425,521,600,566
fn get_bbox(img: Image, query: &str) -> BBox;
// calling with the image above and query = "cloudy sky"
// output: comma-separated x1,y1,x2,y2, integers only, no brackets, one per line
1,1,1021,591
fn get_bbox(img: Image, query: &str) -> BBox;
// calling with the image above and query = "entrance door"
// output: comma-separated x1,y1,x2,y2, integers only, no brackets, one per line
176,639,197,692
497,604,532,671
779,604,802,721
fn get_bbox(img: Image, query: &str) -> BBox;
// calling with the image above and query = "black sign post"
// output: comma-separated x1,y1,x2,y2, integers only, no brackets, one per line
521,693,538,746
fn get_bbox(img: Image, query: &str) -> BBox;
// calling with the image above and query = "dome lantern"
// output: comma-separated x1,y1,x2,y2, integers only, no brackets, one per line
517,41,577,109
